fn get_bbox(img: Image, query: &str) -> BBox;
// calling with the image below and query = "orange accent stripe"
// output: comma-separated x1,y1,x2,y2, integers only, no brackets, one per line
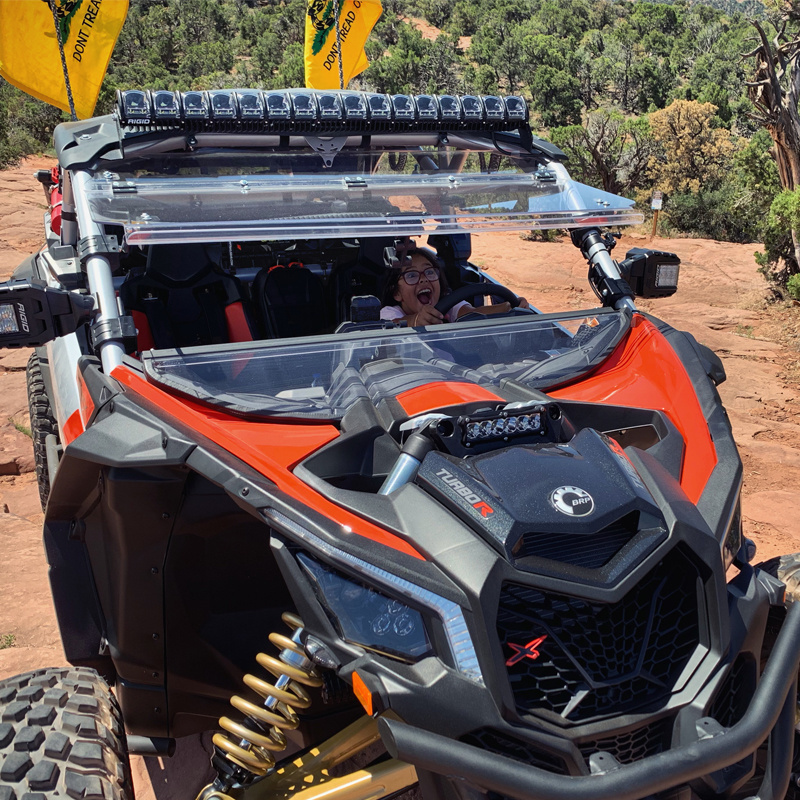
549,316,717,504
111,366,424,560
61,409,84,446
76,367,94,430
396,382,502,417
351,671,373,716
77,368,95,428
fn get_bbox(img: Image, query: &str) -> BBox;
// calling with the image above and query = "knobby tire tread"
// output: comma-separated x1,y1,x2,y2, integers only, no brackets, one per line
0,667,133,800
26,353,59,509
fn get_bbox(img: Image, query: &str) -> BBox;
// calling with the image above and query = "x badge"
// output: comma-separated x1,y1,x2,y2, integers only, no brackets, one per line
506,635,548,667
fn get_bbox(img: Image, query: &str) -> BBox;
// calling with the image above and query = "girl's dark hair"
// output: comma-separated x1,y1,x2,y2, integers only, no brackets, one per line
380,248,450,307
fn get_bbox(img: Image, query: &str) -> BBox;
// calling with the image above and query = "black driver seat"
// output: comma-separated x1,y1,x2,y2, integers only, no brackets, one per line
120,243,254,351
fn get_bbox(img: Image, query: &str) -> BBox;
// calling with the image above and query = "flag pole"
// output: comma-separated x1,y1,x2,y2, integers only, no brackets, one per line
47,0,78,120
332,0,344,89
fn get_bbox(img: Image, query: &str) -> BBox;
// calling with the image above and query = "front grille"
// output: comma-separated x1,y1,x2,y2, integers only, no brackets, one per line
497,552,702,722
578,717,673,765
709,654,756,728
460,728,569,775
514,512,640,568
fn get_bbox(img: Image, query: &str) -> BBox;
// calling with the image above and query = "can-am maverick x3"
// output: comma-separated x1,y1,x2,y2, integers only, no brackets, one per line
0,88,798,800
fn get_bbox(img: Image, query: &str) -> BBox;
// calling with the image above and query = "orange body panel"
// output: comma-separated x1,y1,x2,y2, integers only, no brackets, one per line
111,366,425,560
550,315,716,504
77,368,95,429
397,382,502,417
61,409,84,446
351,671,374,716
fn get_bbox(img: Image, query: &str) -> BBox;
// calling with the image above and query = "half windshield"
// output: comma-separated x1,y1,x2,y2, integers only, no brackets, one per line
142,310,629,421
86,147,642,245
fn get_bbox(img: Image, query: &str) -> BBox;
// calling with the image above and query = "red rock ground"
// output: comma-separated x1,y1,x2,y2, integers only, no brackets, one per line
1,158,799,797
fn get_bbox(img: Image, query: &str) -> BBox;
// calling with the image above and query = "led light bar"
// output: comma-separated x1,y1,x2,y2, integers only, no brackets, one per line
462,403,546,446
115,89,529,132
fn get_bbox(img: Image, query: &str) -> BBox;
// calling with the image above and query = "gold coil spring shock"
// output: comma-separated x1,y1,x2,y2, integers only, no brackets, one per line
213,612,324,779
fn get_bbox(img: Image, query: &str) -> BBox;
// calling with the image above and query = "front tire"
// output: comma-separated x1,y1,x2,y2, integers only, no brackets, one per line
0,667,133,800
26,353,60,510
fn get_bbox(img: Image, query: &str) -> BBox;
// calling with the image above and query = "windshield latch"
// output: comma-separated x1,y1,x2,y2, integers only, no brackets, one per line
344,176,367,188
304,135,349,168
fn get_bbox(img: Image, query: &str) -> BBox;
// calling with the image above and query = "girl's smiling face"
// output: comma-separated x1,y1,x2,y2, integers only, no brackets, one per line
393,253,441,314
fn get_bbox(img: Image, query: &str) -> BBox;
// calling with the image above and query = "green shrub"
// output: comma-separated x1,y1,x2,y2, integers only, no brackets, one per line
787,274,800,300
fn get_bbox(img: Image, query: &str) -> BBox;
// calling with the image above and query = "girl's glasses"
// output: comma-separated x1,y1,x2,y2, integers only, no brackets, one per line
400,267,440,285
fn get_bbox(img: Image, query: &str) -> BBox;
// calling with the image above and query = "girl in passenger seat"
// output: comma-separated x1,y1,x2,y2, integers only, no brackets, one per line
380,249,528,327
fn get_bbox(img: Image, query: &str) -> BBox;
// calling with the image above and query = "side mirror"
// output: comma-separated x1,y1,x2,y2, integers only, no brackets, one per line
618,248,680,298
0,279,95,348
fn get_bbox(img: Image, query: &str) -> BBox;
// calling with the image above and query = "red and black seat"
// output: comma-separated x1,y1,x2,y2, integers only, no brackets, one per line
120,243,254,351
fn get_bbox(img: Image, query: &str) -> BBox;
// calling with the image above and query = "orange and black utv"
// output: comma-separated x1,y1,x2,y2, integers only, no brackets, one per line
0,89,798,800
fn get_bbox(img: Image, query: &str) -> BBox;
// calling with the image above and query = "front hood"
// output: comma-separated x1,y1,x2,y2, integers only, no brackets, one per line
416,428,667,569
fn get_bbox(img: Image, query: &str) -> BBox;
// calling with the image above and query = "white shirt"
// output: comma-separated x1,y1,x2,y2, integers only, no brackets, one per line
380,301,470,324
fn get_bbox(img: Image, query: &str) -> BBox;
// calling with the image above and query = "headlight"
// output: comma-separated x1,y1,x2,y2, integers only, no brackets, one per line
296,553,432,662
265,507,484,685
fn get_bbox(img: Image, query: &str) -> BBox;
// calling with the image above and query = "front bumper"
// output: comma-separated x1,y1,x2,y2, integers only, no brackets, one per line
379,601,800,800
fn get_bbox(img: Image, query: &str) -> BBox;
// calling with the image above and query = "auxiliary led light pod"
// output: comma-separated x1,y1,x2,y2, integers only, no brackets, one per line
463,408,545,445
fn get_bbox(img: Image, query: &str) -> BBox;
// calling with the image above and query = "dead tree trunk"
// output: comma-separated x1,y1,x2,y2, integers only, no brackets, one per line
745,19,800,272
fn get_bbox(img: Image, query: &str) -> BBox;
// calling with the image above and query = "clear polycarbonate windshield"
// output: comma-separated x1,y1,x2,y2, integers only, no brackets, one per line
84,147,642,245
142,309,629,420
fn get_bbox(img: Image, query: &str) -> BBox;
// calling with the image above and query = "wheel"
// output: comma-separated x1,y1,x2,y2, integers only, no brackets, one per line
27,353,60,509
0,667,133,800
434,283,522,316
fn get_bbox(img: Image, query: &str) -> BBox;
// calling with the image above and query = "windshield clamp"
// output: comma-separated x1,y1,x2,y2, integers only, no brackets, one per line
90,315,138,354
305,135,349,168
77,234,121,268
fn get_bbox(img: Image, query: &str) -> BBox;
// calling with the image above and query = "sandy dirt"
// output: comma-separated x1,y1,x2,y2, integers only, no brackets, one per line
0,159,799,796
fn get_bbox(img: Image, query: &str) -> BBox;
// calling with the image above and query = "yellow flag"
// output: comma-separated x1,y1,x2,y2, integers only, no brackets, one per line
305,0,382,90
0,0,129,119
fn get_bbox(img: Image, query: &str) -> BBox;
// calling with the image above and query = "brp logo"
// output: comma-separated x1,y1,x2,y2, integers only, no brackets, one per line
550,486,594,517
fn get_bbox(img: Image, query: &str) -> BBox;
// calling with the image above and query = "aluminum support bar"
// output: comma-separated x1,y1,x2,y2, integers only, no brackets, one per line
60,170,78,247
71,170,125,373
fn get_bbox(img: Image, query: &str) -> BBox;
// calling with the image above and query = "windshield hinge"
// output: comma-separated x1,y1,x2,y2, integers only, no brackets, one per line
344,176,367,189
112,180,137,194
305,135,349,168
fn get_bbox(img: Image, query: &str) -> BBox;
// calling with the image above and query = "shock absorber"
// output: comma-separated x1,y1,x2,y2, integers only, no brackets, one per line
202,612,324,798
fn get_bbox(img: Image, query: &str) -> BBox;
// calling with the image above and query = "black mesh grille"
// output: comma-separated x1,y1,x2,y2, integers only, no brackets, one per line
709,655,756,728
497,553,702,721
514,512,640,568
460,728,569,775
578,717,673,765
